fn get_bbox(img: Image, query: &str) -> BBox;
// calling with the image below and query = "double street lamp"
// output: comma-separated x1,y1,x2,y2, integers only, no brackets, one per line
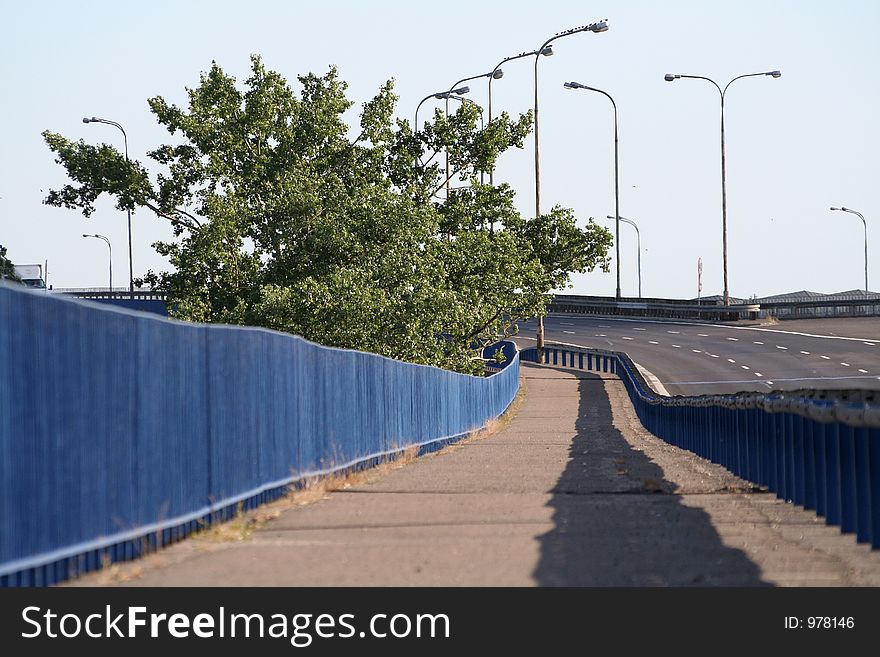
82,116,134,296
664,70,781,306
82,233,112,290
565,80,621,299
830,206,869,295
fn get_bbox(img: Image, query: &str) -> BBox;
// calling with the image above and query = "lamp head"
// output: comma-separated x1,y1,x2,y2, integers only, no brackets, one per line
830,207,840,211
82,117,91,123
564,81,584,90
492,69,504,80
82,234,90,238
590,20,609,32
454,86,470,95
664,74,678,82
541,45,554,56
768,70,782,78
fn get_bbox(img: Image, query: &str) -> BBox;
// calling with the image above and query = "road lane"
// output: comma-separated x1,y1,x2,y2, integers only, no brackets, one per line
517,315,880,395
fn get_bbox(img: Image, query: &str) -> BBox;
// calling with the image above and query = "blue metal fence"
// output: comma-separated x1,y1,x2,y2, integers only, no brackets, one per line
522,344,880,549
0,284,519,585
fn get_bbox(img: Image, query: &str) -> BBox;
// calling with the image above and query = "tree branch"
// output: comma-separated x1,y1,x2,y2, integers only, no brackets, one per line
141,199,203,230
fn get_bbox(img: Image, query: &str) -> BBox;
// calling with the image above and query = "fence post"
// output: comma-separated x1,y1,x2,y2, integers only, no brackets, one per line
771,412,783,498
854,427,871,544
814,419,827,518
839,424,857,534
825,423,841,526
792,414,805,507
803,416,816,511
870,427,880,549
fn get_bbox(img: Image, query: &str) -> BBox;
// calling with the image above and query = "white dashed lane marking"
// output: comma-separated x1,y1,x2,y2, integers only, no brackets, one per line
726,337,738,341
622,337,634,341
698,334,708,337
634,328,647,331
865,342,876,346
672,345,681,348
755,373,763,377
800,351,810,355
710,354,719,358
727,358,736,363
648,341,659,345
859,369,869,374
667,331,680,334
821,355,831,360
563,331,576,334
692,349,702,353
741,365,750,370
776,346,788,350
754,341,764,345
841,363,851,367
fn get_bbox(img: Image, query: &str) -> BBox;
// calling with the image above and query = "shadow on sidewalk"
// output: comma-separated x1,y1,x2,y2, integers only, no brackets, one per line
532,367,769,586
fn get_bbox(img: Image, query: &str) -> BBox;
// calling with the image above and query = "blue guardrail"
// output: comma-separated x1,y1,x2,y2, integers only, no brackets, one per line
522,344,880,550
0,284,519,586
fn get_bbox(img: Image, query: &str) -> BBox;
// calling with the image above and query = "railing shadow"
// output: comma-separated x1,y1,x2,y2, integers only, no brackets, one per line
532,367,770,586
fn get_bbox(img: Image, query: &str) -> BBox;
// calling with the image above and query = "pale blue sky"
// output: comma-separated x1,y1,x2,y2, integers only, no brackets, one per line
1,0,877,299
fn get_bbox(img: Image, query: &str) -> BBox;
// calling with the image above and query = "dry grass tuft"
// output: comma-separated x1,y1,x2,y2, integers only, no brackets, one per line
196,446,421,543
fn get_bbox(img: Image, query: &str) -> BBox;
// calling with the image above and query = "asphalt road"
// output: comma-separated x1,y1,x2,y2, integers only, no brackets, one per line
517,315,880,395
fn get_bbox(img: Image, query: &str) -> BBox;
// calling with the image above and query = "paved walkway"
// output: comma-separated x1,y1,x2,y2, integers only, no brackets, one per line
74,364,880,586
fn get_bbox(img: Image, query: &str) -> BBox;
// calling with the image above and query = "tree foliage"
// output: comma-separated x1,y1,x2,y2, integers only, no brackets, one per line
0,245,20,282
44,55,611,373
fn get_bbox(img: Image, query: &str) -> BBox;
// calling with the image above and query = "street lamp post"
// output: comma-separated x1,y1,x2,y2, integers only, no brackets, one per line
444,70,502,197
445,94,486,186
608,214,642,299
82,116,133,297
830,206,869,295
607,214,641,298
565,80,620,299
83,233,112,290
533,20,608,359
415,88,470,198
664,70,781,306
487,46,552,186
414,87,470,135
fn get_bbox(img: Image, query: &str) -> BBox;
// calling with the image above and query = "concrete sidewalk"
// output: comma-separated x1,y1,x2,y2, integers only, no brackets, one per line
75,364,880,586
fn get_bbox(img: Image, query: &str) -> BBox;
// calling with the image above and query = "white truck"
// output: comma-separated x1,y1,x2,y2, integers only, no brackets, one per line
13,264,46,289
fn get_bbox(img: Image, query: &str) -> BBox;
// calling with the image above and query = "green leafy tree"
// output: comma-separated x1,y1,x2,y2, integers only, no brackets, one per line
0,245,20,282
43,55,611,373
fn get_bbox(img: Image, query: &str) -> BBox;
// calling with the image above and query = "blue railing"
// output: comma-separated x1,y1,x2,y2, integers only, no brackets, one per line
522,344,880,549
0,284,519,585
